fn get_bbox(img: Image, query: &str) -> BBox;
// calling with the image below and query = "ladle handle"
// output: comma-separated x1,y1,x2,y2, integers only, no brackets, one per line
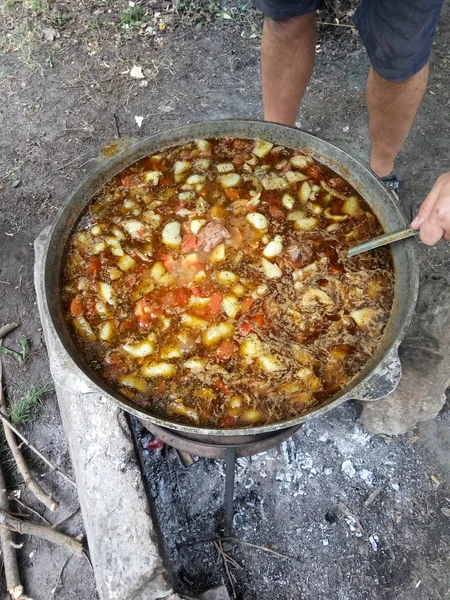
348,228,419,257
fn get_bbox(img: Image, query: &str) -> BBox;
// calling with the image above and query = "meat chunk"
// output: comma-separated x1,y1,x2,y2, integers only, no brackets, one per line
286,244,313,268
197,222,231,252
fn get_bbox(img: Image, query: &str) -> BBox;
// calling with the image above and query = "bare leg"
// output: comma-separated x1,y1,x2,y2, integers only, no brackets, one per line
367,64,429,177
261,13,316,126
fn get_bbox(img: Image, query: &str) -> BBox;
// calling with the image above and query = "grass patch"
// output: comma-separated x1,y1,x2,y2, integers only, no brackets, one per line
120,5,146,27
8,382,52,427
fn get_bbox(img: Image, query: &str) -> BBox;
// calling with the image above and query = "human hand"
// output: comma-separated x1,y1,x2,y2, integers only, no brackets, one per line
410,173,450,245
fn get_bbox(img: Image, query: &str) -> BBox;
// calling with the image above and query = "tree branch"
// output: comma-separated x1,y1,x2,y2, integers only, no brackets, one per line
0,510,83,557
0,341,58,511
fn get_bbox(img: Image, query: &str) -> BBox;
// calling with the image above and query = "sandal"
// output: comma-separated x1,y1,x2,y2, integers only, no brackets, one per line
379,171,403,202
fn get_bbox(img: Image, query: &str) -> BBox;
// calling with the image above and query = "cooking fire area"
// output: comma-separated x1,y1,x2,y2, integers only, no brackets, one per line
132,401,450,600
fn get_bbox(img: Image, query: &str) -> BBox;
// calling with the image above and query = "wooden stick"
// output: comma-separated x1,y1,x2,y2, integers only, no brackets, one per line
10,495,52,526
214,540,237,599
0,510,83,557
0,411,76,488
0,460,24,599
0,342,59,512
221,536,295,561
0,323,19,340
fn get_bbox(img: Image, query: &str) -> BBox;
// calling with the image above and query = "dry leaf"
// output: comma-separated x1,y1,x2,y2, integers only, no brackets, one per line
130,65,145,79
135,116,144,128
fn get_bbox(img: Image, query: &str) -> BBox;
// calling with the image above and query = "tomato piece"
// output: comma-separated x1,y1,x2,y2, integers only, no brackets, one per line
156,380,167,394
216,340,235,360
224,188,240,200
264,192,282,205
239,297,253,314
121,174,140,188
160,176,171,186
192,283,216,298
134,299,163,327
208,293,223,320
219,415,239,428
118,318,135,333
162,288,191,308
214,379,232,396
252,312,271,329
269,206,285,220
181,234,197,253
307,165,323,179
70,296,83,317
161,255,177,272
86,256,101,276
237,321,251,336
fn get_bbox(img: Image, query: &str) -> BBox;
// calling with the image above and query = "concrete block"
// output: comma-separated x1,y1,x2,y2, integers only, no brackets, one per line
35,228,175,600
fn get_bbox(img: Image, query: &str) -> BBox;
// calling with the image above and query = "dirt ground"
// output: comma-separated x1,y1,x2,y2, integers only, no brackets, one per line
0,0,449,598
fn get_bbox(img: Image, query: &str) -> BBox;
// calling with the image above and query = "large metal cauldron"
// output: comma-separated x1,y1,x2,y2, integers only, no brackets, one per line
43,120,419,441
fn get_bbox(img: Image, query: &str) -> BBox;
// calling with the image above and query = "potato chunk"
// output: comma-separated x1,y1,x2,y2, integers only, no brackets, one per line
98,282,116,306
119,375,148,393
241,409,263,423
262,258,282,279
149,261,166,281
117,254,137,272
72,315,96,341
174,160,191,182
216,271,238,286
239,334,263,357
168,401,199,423
123,339,155,358
143,171,162,185
219,173,241,188
141,362,176,378
257,354,286,372
343,196,362,217
252,138,274,158
350,308,379,327
302,288,334,309
295,217,318,231
285,171,307,184
184,358,207,372
99,320,115,341
282,194,295,209
181,314,209,330
246,212,268,231
210,243,226,263
122,220,151,240
298,181,312,204
222,294,240,319
217,163,235,173
263,240,283,258
162,221,182,247
202,322,234,347
290,155,311,170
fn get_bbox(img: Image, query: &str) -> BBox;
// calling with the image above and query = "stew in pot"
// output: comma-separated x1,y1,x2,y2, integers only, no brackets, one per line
61,137,394,428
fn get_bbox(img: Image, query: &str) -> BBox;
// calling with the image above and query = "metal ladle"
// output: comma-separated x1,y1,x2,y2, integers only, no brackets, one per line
348,228,420,257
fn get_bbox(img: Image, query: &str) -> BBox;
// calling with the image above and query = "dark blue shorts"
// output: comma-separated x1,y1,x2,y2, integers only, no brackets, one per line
254,0,445,81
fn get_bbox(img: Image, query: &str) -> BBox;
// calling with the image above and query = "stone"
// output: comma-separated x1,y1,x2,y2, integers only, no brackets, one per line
341,460,356,478
359,273,450,436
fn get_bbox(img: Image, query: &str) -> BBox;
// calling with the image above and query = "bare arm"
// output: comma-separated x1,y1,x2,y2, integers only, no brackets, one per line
411,173,450,245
